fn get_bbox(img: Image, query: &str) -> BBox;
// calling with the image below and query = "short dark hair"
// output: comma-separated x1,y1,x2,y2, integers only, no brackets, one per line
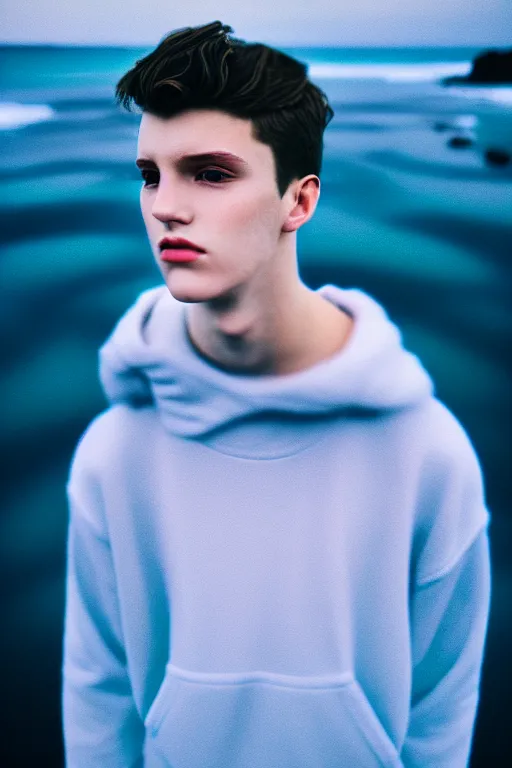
115,20,334,198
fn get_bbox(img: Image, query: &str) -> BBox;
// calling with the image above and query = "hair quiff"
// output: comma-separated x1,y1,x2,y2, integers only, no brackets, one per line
115,20,334,198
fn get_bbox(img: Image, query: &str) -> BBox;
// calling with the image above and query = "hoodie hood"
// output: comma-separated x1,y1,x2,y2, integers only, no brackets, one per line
98,284,434,451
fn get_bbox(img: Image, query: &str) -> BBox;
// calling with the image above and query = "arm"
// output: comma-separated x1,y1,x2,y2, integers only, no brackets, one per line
61,488,145,767
401,526,491,767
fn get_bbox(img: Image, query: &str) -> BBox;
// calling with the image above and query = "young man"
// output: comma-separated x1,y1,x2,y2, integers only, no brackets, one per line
62,21,492,768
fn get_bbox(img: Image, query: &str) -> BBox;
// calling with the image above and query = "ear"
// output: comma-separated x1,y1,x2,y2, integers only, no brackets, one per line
281,176,321,233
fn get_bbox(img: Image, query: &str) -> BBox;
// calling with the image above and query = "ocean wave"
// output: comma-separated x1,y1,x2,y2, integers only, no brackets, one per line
0,102,55,130
451,87,512,107
307,61,471,82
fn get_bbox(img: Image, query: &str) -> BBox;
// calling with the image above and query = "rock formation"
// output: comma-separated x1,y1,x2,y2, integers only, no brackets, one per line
443,49,512,85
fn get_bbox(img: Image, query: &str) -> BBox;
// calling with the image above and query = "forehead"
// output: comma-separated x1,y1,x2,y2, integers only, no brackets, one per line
137,109,266,164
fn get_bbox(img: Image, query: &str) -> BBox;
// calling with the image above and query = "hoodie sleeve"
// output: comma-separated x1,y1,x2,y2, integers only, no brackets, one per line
62,482,145,767
401,404,492,766
401,527,491,767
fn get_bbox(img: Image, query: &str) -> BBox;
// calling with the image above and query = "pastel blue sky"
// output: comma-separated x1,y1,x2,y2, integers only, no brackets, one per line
2,0,512,46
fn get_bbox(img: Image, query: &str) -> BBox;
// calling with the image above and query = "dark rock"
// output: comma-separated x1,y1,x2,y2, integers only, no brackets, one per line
484,149,511,166
442,48,512,85
433,120,453,132
447,136,473,149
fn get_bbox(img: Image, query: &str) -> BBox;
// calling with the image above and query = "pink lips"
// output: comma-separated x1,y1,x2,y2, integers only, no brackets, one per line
160,248,202,263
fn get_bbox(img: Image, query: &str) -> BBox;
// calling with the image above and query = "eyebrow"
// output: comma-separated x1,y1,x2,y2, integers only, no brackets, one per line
135,151,249,169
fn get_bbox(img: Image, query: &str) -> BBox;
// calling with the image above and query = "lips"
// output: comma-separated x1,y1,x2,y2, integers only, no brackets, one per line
161,243,202,252
160,248,202,263
158,236,205,253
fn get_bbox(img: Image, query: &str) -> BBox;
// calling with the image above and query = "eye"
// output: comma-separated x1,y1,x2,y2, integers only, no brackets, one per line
140,169,158,187
196,168,232,184
139,167,232,188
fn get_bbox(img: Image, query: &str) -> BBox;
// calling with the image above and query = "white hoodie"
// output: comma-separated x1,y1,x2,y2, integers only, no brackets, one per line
62,283,491,767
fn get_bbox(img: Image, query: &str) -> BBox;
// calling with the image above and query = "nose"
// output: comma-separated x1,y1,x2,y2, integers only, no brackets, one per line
150,178,192,225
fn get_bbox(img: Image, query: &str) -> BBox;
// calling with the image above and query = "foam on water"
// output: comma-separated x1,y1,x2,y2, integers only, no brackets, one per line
0,102,55,130
307,61,472,82
453,87,512,107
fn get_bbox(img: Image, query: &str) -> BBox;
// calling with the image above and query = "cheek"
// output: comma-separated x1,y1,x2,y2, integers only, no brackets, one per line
140,201,162,243
140,194,152,224
226,194,280,238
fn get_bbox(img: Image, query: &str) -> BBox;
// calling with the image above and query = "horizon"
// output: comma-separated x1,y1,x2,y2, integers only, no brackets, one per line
1,42,506,50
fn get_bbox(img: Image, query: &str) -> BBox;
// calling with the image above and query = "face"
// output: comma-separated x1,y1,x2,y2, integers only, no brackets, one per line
136,109,319,304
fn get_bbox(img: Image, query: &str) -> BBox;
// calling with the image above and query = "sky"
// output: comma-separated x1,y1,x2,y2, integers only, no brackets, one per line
2,0,512,47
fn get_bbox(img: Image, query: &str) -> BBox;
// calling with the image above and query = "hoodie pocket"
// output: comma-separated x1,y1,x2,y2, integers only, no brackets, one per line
144,664,403,768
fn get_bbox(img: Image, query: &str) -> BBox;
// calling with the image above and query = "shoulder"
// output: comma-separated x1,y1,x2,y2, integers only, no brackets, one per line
418,397,484,483
66,403,157,496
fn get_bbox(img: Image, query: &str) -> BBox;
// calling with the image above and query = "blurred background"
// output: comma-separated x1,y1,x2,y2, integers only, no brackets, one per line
1,1,511,766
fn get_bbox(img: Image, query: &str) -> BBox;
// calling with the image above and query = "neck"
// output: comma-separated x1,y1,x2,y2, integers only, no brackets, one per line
185,279,353,377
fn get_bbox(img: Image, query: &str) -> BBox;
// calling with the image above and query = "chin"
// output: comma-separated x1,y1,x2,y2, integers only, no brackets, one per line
162,272,224,304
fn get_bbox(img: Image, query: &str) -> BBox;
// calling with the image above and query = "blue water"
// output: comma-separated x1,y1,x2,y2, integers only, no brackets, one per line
0,44,511,765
